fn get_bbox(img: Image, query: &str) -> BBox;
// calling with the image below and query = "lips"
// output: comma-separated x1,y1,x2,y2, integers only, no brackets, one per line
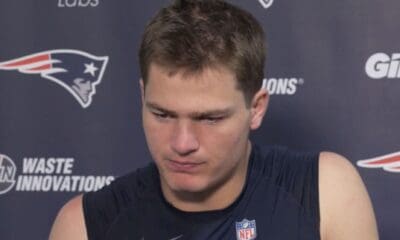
165,159,204,173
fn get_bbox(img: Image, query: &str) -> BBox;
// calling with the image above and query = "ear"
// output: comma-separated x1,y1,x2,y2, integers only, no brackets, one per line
139,78,145,104
249,87,269,130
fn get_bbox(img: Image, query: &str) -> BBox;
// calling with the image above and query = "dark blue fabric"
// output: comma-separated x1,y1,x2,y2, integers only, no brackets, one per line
83,144,320,240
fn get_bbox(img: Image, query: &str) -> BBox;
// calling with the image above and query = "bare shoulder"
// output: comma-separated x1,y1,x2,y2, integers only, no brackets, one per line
318,152,379,240
49,194,87,240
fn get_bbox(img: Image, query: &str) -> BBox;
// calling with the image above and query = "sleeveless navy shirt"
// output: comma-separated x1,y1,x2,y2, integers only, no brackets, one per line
83,145,320,240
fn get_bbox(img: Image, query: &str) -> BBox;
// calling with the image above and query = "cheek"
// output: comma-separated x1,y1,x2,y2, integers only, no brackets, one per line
143,113,169,157
200,118,250,163
207,114,249,144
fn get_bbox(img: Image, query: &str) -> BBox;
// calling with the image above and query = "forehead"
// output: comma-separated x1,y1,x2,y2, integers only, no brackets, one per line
144,63,246,111
146,63,240,91
147,62,237,83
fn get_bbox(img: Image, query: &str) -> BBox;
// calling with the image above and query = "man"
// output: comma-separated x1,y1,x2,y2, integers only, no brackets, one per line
49,0,378,239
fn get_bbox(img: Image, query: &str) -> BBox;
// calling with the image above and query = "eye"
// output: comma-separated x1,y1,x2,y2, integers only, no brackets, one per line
152,111,170,120
200,116,225,124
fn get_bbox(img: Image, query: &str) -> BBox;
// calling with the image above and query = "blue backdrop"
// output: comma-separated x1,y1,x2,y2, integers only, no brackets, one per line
0,0,398,239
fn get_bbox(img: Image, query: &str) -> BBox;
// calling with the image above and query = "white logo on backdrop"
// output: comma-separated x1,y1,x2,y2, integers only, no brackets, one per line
0,154,17,195
258,0,274,9
262,78,304,95
0,49,109,108
0,154,115,195
357,151,400,173
365,53,400,79
58,0,100,8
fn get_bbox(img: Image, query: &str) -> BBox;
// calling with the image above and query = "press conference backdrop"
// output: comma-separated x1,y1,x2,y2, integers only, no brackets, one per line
0,0,398,239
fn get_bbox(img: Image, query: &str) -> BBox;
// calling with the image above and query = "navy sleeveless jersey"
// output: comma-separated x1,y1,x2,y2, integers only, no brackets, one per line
83,145,320,240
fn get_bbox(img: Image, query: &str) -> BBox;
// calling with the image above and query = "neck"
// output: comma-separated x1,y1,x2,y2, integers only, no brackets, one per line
161,141,252,212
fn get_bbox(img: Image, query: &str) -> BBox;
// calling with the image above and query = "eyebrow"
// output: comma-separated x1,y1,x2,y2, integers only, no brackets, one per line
145,102,234,118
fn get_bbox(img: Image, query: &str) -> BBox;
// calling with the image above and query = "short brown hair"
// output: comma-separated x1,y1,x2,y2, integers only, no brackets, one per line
139,0,266,104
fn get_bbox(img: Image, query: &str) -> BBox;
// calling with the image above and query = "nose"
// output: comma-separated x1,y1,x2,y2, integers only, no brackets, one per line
171,120,200,156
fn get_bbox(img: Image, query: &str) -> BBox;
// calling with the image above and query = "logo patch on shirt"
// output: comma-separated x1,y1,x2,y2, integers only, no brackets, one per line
236,219,257,240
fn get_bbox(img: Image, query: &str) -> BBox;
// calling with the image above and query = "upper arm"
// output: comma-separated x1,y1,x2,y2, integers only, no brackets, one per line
319,152,379,240
49,194,88,240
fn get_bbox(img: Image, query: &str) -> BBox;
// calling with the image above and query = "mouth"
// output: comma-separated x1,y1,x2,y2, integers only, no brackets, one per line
165,159,205,173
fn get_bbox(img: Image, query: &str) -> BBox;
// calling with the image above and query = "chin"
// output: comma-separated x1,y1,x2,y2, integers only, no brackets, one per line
165,173,209,193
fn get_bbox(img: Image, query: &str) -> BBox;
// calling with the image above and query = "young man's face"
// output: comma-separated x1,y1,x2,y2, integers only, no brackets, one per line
142,63,262,197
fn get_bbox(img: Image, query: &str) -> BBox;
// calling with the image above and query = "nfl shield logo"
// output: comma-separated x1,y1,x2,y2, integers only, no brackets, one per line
236,219,257,240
